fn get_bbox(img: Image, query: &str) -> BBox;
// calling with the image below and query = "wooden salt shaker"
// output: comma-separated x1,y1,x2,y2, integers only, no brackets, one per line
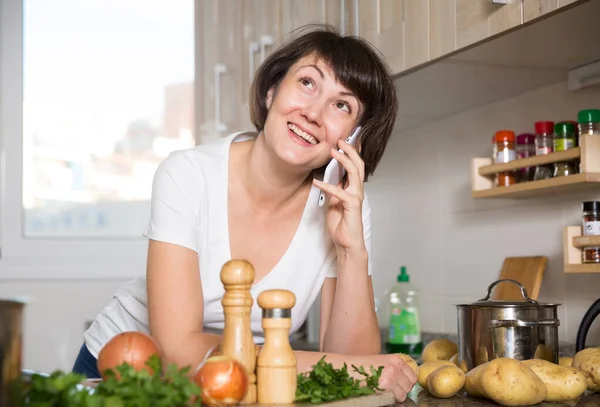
257,289,297,404
220,260,257,404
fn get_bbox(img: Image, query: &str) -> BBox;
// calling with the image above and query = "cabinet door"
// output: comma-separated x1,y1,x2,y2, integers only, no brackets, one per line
523,0,558,22
197,0,243,143
239,0,283,132
280,0,344,37
429,0,456,60
353,0,404,74
456,0,522,49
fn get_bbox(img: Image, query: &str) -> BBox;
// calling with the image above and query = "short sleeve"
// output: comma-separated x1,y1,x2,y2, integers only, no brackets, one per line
144,151,202,253
326,192,373,278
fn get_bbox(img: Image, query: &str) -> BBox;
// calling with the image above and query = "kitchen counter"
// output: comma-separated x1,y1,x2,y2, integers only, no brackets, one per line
401,385,600,407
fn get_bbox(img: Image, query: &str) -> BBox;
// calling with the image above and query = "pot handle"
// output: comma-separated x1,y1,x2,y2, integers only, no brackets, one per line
489,319,560,328
477,279,538,304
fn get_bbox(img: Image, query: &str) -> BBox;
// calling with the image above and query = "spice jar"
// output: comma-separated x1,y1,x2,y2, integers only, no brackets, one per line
553,121,578,177
516,133,536,182
533,121,555,181
494,130,517,187
582,201,600,263
494,130,516,163
578,109,600,136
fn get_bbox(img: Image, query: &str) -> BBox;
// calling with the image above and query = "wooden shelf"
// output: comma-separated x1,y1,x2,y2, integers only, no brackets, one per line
471,172,600,199
572,235,600,249
478,148,580,176
564,264,600,273
471,134,600,199
563,226,600,274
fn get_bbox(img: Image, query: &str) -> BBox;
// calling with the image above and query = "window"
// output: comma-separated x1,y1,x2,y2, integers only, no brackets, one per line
0,0,195,276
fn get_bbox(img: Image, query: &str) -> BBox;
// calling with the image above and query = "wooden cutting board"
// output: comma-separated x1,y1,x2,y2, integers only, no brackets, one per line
249,392,395,407
491,256,547,301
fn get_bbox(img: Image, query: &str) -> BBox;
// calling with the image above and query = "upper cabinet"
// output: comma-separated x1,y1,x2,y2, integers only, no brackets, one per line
195,0,588,141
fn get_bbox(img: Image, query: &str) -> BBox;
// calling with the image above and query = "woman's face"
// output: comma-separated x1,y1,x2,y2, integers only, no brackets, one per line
262,55,363,171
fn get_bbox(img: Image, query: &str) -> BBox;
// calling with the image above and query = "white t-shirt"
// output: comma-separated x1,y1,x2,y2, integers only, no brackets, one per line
84,132,372,358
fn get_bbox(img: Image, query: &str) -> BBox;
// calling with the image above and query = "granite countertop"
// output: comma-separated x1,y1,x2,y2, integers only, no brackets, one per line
400,385,600,407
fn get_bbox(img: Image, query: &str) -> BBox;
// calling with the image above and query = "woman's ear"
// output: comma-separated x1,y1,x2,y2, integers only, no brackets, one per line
266,88,274,109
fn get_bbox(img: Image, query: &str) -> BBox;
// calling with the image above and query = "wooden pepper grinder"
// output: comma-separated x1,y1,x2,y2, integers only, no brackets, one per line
257,289,297,404
220,260,257,404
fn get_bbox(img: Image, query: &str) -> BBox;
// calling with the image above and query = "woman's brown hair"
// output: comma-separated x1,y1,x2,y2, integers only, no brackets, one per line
249,24,397,181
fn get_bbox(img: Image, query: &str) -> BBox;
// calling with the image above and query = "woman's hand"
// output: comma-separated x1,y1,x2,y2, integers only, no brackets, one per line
356,354,418,403
313,138,366,252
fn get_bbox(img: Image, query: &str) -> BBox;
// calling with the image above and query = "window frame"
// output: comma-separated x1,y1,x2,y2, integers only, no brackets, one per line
0,0,188,280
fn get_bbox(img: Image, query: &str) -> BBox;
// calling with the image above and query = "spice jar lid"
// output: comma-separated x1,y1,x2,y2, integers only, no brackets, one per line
578,109,600,124
494,130,515,142
554,121,576,135
583,201,600,213
516,133,535,145
534,121,554,134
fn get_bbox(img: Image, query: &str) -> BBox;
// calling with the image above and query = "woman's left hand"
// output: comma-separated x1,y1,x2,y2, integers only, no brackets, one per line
313,138,366,252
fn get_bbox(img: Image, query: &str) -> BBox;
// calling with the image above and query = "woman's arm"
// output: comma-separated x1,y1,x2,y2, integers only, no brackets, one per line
319,263,380,355
146,239,220,372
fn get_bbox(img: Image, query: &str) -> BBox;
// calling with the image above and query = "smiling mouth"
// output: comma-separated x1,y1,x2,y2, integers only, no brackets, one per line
288,123,318,145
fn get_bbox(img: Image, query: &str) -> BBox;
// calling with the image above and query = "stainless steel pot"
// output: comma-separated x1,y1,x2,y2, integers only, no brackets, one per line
0,298,26,407
456,279,560,371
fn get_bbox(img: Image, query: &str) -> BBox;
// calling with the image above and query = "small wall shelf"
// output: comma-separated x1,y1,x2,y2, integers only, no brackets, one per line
563,226,600,273
471,134,600,199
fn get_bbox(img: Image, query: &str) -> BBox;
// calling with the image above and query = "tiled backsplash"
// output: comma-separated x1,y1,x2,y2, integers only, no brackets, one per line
367,80,600,346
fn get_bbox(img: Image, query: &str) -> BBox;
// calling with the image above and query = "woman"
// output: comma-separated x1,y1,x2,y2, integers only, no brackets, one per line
73,25,416,402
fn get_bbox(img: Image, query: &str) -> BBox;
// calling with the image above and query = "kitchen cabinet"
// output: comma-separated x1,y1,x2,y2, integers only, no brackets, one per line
352,0,404,74
429,0,456,61
523,0,558,22
196,0,244,143
280,0,344,36
455,0,522,49
403,0,429,70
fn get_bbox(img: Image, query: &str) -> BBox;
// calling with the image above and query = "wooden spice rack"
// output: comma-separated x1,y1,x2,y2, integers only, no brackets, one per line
563,226,600,273
471,134,600,199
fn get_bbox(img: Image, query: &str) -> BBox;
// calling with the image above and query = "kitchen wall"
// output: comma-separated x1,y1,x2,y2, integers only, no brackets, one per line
367,79,600,346
3,79,600,375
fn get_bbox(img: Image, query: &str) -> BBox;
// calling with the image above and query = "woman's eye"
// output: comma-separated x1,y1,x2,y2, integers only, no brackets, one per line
335,101,351,113
299,76,314,90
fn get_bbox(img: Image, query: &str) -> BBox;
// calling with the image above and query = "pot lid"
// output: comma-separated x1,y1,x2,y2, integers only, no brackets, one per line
456,279,561,308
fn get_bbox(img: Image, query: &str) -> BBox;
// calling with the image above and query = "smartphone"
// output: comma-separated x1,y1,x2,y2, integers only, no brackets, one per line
318,126,362,207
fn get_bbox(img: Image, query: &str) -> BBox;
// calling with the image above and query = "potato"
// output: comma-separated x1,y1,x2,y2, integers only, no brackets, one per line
559,356,574,367
480,358,547,406
395,353,419,376
426,365,465,399
421,339,458,363
417,361,455,388
449,352,468,373
522,358,587,402
572,346,600,392
464,362,487,398
534,344,554,362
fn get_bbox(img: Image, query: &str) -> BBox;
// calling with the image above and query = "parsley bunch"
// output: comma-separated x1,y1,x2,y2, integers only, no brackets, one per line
295,356,383,404
18,355,202,407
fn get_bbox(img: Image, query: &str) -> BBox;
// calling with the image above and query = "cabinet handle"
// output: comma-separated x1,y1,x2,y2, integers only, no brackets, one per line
248,41,259,82
491,0,508,4
214,64,227,133
260,35,274,62
354,0,359,36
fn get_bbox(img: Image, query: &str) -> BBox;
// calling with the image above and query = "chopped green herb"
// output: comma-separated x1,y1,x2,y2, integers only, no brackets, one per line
295,356,384,404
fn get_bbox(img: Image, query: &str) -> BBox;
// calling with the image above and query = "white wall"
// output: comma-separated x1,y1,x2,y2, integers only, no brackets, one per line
367,80,600,346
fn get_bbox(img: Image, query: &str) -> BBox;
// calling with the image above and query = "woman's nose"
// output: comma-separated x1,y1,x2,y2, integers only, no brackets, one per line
301,103,323,126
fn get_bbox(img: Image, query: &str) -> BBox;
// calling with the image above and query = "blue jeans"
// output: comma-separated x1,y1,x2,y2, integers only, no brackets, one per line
72,343,101,378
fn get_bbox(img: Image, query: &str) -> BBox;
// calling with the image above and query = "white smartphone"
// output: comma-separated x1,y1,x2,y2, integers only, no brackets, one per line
318,126,362,207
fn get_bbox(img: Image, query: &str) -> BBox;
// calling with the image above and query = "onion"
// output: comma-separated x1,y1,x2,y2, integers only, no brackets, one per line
97,331,160,379
194,355,249,406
